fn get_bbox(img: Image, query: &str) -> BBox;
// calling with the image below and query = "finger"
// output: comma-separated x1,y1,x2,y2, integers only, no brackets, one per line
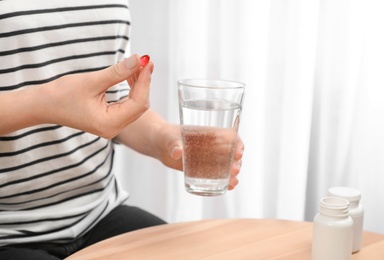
125,61,153,105
230,160,242,181
91,54,141,93
106,61,153,129
228,176,239,190
127,55,150,88
234,136,245,160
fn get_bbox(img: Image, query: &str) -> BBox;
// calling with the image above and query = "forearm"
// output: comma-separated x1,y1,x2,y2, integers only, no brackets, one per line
0,84,52,135
114,108,167,158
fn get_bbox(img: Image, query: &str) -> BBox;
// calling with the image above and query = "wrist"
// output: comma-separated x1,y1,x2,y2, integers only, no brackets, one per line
27,82,57,126
0,83,54,135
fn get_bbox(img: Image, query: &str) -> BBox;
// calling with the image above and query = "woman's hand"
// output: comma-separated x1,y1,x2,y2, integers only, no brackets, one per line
35,54,153,139
156,124,244,191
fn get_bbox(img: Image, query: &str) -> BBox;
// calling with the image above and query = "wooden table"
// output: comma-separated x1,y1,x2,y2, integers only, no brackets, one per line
66,219,384,259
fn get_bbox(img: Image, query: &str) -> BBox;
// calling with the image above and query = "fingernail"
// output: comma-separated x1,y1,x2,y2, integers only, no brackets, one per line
125,55,138,69
140,55,150,66
171,146,182,160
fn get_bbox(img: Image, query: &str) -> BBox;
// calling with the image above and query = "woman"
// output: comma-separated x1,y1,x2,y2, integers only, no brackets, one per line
0,1,243,259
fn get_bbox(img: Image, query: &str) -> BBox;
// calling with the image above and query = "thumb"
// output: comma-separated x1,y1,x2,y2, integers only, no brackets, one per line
94,54,141,91
170,144,183,160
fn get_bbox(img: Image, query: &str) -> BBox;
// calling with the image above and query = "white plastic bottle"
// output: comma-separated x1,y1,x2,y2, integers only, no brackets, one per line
312,197,353,260
328,186,364,253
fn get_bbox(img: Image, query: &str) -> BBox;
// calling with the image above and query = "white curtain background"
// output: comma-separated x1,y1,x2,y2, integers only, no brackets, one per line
115,0,384,234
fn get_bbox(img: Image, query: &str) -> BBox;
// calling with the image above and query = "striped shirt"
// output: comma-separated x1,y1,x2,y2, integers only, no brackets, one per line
0,0,131,245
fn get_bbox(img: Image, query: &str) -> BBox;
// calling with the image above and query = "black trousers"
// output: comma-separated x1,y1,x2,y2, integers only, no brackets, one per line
0,205,166,260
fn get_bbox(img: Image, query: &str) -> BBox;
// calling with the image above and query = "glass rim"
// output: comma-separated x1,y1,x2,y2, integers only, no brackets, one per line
177,78,245,90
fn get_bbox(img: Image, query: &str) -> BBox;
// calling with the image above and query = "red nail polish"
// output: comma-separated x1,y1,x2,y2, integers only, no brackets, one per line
140,55,150,66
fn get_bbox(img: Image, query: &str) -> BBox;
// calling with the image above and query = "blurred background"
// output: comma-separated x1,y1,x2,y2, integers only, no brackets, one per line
115,0,384,234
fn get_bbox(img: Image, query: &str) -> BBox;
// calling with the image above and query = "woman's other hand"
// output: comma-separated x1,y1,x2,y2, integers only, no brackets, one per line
39,54,153,139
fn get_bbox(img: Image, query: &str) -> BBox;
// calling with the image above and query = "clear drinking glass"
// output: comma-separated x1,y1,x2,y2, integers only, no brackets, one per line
178,79,245,196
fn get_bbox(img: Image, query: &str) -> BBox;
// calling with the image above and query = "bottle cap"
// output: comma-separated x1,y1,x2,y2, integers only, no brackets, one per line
328,186,361,202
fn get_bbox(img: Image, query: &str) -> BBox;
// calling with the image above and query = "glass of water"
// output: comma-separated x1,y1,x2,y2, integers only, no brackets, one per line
178,79,245,196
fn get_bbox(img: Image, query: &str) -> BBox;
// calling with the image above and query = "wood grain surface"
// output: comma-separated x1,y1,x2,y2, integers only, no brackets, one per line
66,219,384,259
